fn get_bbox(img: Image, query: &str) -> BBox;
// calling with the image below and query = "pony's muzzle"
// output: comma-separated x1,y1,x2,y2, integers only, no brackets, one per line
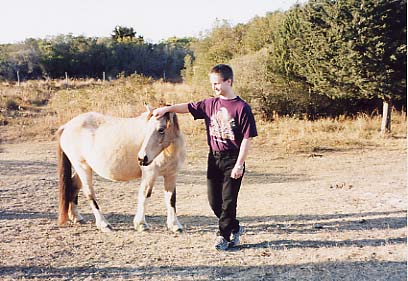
138,155,150,166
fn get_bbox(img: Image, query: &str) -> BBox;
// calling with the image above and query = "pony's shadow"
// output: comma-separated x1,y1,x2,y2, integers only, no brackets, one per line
100,213,218,233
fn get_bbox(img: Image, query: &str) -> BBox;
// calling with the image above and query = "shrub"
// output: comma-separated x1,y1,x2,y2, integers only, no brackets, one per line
6,99,19,110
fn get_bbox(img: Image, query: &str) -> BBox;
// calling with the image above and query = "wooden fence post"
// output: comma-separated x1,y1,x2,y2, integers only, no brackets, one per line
65,72,68,87
16,70,20,86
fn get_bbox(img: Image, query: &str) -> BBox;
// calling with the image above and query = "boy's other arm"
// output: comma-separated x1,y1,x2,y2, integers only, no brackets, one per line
231,138,252,179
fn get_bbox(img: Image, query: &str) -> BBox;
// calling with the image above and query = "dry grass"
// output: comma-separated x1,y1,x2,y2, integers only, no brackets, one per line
254,113,406,156
0,78,406,155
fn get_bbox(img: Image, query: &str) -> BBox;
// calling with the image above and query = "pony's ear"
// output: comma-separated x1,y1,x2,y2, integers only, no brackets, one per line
144,103,153,119
144,103,153,113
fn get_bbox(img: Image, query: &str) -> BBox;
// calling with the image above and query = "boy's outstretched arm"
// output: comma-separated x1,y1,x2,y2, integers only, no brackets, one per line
153,103,190,118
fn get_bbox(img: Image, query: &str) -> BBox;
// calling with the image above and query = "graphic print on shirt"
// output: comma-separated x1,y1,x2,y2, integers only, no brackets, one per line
209,107,235,143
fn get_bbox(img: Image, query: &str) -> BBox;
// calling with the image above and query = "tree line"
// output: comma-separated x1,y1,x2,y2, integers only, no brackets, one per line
0,0,406,131
0,27,192,82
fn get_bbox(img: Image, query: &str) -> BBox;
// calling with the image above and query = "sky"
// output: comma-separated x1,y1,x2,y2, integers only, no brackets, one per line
0,0,304,44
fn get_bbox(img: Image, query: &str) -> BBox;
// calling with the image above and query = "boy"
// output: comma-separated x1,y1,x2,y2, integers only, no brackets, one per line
153,64,258,250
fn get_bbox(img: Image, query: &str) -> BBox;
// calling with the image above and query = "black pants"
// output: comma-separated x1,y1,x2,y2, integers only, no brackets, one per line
207,151,244,241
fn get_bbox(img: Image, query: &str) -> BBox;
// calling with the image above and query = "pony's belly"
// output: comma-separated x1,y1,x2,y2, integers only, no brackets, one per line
91,158,142,181
108,170,142,181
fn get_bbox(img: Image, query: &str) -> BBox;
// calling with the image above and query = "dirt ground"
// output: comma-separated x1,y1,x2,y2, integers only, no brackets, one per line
0,140,406,280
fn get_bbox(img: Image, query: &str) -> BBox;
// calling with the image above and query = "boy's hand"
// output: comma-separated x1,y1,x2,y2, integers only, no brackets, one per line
231,165,244,179
152,107,169,118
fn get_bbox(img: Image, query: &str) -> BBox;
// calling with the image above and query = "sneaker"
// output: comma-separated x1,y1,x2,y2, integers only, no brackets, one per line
230,226,245,247
214,236,229,251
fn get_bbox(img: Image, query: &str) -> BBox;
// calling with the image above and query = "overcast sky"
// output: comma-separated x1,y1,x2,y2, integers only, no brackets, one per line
0,0,304,44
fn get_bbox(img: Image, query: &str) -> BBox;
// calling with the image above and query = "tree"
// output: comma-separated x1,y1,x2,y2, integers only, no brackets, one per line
271,0,407,132
353,0,407,133
184,19,249,87
0,40,43,81
242,12,285,53
112,26,144,43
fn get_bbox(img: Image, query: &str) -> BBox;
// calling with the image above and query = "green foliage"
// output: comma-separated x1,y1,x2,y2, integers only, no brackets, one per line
231,48,373,120
181,3,405,119
242,12,285,52
271,0,407,103
184,14,285,86
183,20,237,87
0,31,192,82
0,40,43,80
354,0,407,101
111,26,143,43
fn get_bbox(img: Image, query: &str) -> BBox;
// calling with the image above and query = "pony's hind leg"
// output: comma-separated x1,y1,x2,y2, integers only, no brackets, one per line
164,175,183,232
73,161,113,232
67,173,85,224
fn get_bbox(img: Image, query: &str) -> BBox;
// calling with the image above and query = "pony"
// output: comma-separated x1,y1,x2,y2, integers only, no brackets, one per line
56,107,185,232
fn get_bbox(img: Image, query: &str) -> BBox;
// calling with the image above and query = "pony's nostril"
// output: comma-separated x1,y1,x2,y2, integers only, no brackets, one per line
138,156,149,166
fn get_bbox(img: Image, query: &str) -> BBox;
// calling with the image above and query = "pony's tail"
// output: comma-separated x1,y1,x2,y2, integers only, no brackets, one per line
57,128,74,226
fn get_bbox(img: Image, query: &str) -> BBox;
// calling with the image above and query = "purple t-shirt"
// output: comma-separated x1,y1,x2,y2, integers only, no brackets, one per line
188,96,258,152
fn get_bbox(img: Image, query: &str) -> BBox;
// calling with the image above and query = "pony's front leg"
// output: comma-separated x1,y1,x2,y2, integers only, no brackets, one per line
164,174,183,233
134,172,156,232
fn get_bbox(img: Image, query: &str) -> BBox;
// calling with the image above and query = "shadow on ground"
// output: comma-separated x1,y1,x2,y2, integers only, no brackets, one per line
2,209,405,253
0,261,406,280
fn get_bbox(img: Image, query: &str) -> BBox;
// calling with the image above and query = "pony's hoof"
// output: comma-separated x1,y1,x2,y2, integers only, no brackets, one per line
69,214,86,224
74,218,86,225
168,225,183,233
135,223,149,232
99,224,114,232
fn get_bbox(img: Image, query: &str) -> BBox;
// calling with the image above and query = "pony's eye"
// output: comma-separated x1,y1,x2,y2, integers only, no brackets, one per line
158,128,165,135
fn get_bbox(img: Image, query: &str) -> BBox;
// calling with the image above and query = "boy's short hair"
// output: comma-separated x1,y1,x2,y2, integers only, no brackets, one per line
210,64,234,83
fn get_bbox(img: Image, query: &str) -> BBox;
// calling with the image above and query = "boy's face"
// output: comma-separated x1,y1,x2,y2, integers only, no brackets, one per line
209,73,232,96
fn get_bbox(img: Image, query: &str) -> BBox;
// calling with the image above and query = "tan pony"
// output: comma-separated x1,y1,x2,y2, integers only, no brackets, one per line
56,107,185,232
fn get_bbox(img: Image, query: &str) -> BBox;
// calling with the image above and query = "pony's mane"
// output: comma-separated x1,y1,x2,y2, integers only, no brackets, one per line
163,134,184,158
163,113,183,160
166,112,180,132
